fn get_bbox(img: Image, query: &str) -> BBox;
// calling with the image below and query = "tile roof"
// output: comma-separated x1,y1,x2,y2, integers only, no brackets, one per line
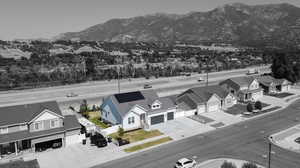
0,101,62,127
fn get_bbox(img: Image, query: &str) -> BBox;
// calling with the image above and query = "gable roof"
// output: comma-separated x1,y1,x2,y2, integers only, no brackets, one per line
103,90,177,117
178,85,228,104
0,101,62,127
220,76,256,90
256,75,290,86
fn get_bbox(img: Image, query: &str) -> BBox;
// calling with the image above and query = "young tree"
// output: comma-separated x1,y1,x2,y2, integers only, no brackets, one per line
247,103,253,112
254,101,262,111
79,99,88,114
221,161,237,168
118,127,124,137
242,162,258,168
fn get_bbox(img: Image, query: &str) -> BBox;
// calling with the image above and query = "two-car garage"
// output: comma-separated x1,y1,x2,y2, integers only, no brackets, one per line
149,111,175,125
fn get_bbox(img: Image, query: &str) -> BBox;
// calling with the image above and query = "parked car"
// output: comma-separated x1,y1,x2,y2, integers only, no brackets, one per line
90,133,107,147
115,137,130,146
175,158,197,168
144,84,152,89
66,92,78,97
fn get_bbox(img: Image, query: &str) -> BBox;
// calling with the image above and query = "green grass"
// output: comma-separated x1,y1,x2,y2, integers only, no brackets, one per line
124,137,172,152
109,129,163,143
89,118,110,129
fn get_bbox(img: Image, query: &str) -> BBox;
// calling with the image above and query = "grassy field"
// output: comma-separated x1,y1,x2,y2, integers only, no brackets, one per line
124,137,172,153
109,129,163,143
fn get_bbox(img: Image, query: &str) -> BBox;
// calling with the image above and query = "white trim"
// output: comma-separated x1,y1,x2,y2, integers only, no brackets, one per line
19,124,27,131
0,127,8,134
29,109,63,124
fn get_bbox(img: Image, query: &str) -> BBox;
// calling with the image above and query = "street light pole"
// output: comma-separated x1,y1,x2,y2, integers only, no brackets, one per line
117,66,120,93
268,142,272,168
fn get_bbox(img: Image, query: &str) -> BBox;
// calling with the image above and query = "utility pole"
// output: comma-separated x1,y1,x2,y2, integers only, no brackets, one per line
117,66,120,93
268,140,272,168
206,58,209,87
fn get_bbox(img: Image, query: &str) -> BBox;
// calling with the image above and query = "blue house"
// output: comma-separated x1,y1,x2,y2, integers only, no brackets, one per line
100,90,177,131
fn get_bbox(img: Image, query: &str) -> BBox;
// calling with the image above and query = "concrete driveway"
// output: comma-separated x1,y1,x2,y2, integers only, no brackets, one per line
149,117,215,140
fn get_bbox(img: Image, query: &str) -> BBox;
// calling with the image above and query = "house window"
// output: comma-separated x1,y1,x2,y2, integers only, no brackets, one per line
0,127,8,134
128,117,135,124
34,121,43,131
50,119,59,128
19,125,27,130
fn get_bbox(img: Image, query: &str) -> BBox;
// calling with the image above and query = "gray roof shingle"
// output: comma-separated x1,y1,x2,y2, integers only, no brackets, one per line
106,90,175,117
0,101,63,127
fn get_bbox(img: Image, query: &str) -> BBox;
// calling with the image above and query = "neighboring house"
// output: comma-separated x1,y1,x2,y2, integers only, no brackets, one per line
100,90,177,131
176,85,237,116
256,75,292,94
0,101,82,157
220,76,263,102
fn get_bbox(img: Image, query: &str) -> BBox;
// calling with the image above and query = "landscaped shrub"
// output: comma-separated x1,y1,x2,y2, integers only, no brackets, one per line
247,103,253,112
221,161,237,168
254,101,262,110
242,162,258,168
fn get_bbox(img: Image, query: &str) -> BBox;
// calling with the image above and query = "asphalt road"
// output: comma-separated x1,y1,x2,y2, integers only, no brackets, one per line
95,100,300,168
0,65,270,111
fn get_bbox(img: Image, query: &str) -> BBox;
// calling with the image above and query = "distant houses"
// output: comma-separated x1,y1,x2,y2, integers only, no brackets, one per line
100,75,292,131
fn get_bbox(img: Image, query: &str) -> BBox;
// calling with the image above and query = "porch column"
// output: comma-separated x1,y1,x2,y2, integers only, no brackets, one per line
14,141,18,155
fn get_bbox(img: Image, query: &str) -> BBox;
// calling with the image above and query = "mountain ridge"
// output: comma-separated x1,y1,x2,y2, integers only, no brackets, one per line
56,3,300,47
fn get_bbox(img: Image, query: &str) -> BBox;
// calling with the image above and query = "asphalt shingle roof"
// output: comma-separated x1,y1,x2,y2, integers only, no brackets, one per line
0,101,63,127
220,76,256,90
0,115,79,144
256,75,289,86
107,90,176,117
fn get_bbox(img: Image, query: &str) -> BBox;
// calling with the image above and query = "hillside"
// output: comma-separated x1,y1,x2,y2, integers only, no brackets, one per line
57,3,300,47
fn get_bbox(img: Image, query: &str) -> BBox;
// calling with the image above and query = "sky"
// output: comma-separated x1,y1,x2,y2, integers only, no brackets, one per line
1,0,300,40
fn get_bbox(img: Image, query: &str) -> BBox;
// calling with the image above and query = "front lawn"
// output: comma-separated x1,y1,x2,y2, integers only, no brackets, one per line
124,137,172,153
89,118,110,129
109,129,163,143
268,92,294,98
225,102,270,115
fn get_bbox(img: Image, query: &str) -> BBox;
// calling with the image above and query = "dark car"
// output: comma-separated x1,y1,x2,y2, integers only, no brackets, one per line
90,133,107,147
115,137,130,146
143,84,152,89
295,137,300,144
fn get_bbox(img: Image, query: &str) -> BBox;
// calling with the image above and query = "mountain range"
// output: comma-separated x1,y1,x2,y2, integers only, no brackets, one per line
56,3,300,47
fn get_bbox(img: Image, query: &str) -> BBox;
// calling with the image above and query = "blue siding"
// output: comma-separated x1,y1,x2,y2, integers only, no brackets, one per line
100,98,122,124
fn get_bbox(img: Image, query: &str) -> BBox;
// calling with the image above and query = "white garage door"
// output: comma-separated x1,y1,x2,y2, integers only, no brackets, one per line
281,85,289,92
175,111,185,118
65,134,85,146
184,109,196,116
208,103,219,112
252,91,262,100
197,105,205,114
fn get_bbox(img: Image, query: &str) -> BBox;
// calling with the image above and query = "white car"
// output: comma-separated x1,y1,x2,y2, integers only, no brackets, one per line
175,158,197,168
